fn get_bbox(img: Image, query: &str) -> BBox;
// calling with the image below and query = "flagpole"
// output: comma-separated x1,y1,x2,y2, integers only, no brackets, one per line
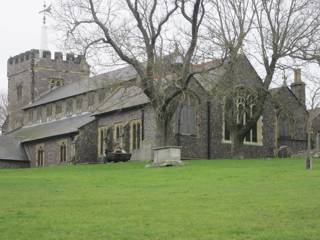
39,2,51,57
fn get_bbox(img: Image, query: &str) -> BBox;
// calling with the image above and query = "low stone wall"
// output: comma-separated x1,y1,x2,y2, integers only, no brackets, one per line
0,160,30,169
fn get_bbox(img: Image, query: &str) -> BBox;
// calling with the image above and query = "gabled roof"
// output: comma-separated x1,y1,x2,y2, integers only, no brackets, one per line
93,86,150,116
270,85,307,111
0,136,28,161
9,113,95,143
194,55,263,92
194,64,225,91
23,65,137,109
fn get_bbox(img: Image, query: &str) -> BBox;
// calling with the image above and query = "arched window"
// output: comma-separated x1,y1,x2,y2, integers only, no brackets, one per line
17,85,23,103
36,107,43,122
245,105,258,143
49,79,64,90
100,129,104,156
76,97,83,112
176,99,198,136
132,123,137,150
60,142,67,162
130,120,142,151
46,104,53,119
223,103,259,143
37,146,44,166
279,113,294,138
137,122,141,149
66,99,73,116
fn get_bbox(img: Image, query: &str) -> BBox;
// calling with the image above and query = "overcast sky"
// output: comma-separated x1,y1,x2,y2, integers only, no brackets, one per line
0,1,318,107
0,0,56,93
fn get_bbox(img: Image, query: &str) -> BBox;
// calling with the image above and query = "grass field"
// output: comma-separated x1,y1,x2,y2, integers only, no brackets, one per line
0,158,319,240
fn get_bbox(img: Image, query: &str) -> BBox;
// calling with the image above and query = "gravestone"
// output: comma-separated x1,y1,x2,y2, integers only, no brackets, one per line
146,146,184,168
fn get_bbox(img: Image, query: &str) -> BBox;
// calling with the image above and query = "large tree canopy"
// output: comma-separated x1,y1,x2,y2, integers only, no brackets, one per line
54,0,320,154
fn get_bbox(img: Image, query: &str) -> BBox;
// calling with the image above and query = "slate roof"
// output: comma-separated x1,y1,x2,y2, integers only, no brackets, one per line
0,136,28,161
270,85,307,111
93,86,150,116
9,113,95,143
23,65,137,109
194,62,225,91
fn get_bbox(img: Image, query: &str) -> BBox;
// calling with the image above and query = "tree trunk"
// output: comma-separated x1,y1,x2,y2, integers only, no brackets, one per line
155,118,169,147
306,120,313,170
230,131,243,159
274,112,279,157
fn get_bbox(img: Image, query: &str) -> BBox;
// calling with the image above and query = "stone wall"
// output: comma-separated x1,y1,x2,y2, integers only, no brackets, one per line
97,105,156,160
0,160,30,169
75,120,98,163
272,87,308,154
170,82,210,159
207,95,275,159
24,135,73,167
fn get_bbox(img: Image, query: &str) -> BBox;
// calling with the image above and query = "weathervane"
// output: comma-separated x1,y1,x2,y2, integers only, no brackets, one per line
39,1,52,25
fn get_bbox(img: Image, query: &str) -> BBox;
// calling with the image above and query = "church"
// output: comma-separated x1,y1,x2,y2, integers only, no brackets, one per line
0,46,308,168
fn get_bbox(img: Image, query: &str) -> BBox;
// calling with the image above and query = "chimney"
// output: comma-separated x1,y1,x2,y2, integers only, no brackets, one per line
290,68,306,106
294,68,302,83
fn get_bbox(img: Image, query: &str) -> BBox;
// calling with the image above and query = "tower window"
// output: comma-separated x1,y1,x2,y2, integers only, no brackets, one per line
17,85,23,103
49,79,64,90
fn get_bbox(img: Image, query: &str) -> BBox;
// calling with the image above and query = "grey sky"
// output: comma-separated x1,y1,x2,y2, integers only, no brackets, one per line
0,0,55,93
0,0,318,107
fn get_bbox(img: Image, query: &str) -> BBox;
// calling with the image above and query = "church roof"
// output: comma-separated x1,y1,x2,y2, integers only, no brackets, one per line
23,65,137,109
9,113,95,143
93,86,150,116
0,136,28,161
270,85,307,111
194,61,225,91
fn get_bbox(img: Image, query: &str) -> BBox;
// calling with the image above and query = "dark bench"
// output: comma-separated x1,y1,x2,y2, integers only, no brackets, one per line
104,150,131,163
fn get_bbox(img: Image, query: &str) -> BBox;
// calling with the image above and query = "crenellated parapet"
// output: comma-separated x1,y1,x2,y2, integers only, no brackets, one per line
7,49,87,66
7,49,90,77
7,49,39,65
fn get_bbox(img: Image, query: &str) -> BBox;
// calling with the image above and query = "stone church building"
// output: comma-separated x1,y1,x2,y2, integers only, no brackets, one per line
0,49,308,168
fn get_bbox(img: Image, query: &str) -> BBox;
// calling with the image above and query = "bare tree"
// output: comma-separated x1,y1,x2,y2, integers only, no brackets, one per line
204,0,320,156
54,0,209,147
0,91,8,135
203,0,257,156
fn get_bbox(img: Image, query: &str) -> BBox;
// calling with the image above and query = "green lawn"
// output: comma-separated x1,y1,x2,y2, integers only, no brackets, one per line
0,159,319,240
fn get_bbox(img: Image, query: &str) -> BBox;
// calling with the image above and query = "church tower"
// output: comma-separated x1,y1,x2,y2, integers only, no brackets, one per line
6,2,90,132
7,50,90,131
